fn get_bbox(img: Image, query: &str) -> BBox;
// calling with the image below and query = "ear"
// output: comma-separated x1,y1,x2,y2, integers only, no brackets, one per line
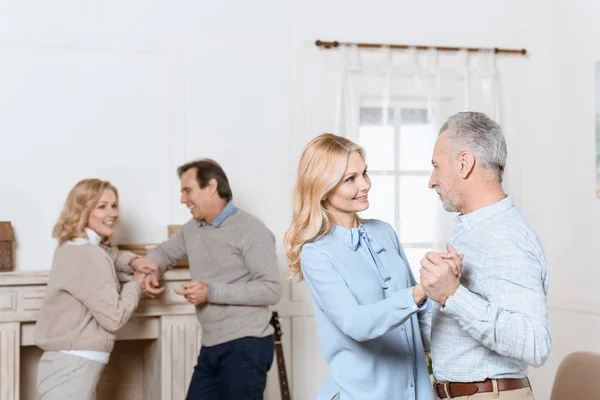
207,178,219,195
459,151,475,179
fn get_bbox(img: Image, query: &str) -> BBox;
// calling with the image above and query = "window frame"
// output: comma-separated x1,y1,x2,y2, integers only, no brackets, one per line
356,100,438,277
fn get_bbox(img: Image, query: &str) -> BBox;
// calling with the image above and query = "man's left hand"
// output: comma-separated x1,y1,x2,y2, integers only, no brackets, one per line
420,252,460,306
174,280,209,305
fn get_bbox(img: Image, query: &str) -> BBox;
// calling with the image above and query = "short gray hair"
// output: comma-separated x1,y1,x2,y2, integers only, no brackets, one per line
439,112,507,182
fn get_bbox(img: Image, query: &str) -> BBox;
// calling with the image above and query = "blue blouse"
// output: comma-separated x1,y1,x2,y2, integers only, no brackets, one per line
300,219,434,400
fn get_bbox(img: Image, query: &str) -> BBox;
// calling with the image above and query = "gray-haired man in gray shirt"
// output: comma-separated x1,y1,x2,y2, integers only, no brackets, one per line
142,159,282,400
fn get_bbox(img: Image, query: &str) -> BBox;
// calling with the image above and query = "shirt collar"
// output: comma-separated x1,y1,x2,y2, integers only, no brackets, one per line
455,196,514,233
330,223,385,253
199,201,238,228
341,224,384,253
68,228,102,246
332,223,389,288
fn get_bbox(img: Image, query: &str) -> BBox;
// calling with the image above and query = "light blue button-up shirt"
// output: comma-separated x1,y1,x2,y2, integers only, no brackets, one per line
198,201,238,227
300,219,434,400
422,196,551,382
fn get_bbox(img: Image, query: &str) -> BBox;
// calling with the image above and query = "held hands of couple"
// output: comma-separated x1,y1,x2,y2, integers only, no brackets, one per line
130,257,160,275
142,273,166,298
133,258,209,304
419,244,464,306
174,280,209,305
131,257,166,298
130,257,161,287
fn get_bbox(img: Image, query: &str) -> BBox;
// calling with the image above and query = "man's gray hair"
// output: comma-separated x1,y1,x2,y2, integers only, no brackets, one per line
439,112,507,183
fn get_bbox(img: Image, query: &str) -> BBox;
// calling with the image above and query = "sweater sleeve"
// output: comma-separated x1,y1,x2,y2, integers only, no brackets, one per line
146,226,188,274
66,250,142,333
101,244,138,274
209,223,282,306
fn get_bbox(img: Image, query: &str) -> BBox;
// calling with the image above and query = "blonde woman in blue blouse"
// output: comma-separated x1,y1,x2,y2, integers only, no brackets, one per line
284,133,461,400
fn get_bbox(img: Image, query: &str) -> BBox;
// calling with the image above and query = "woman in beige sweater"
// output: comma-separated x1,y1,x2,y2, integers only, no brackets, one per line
35,179,156,400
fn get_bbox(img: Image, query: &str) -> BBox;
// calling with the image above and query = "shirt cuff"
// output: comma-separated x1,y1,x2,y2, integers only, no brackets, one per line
394,289,427,313
417,298,432,317
209,283,231,304
441,284,482,322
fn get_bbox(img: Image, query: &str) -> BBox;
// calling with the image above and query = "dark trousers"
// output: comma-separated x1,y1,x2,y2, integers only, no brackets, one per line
186,336,274,400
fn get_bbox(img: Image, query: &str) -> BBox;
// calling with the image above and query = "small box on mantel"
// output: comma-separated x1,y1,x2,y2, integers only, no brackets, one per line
0,222,15,272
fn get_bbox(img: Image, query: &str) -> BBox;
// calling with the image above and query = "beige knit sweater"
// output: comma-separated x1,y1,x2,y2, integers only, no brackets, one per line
35,244,142,352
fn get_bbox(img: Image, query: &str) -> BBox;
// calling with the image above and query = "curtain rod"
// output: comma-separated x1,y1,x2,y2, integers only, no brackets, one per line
315,40,527,56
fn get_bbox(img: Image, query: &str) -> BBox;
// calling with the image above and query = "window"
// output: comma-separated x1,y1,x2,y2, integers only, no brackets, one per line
358,107,439,280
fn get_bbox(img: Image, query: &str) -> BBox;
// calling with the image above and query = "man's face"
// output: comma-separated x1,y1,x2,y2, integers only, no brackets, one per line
429,131,462,212
180,168,214,220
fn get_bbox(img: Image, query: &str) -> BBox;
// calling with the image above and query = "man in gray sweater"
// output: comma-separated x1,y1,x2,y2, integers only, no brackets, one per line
142,159,282,400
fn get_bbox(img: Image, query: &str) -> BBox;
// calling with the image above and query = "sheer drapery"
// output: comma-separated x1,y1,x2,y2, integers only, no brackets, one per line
334,46,501,275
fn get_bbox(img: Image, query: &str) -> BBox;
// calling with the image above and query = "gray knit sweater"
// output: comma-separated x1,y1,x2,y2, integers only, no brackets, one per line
147,209,282,346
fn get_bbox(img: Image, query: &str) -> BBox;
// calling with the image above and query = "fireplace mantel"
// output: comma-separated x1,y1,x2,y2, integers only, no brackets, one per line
0,269,200,400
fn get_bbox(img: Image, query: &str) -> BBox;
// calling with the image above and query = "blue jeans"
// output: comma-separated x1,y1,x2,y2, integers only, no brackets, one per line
186,336,274,400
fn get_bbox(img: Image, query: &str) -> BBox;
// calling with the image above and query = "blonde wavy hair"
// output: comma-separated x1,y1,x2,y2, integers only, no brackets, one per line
284,133,365,280
52,179,119,245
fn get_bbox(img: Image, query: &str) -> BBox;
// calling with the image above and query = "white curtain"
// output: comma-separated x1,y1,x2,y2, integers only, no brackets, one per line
333,46,501,272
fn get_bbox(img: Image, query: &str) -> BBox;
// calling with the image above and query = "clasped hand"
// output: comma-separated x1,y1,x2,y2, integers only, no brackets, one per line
419,244,463,306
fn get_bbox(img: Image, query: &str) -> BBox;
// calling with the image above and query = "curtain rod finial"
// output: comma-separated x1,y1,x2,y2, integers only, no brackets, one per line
315,40,341,49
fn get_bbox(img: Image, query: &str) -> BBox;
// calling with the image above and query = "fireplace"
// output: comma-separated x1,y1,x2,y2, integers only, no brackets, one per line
0,269,200,400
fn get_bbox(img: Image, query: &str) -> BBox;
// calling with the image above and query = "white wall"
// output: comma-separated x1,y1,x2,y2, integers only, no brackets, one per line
0,0,597,399
533,1,600,399
0,0,294,271
0,0,172,267
550,0,600,300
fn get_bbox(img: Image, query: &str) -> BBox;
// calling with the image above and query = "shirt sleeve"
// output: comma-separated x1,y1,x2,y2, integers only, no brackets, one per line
390,224,432,350
301,244,423,342
418,309,432,352
441,238,551,367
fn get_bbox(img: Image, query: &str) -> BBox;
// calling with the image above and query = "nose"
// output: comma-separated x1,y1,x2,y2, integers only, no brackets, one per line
360,177,371,192
180,194,186,204
428,173,435,189
109,207,118,217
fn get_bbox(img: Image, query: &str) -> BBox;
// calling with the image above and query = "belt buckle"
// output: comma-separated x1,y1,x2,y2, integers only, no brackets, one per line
444,383,454,399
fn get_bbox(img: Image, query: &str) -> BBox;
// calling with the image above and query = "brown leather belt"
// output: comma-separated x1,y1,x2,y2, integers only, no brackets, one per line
434,377,530,399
